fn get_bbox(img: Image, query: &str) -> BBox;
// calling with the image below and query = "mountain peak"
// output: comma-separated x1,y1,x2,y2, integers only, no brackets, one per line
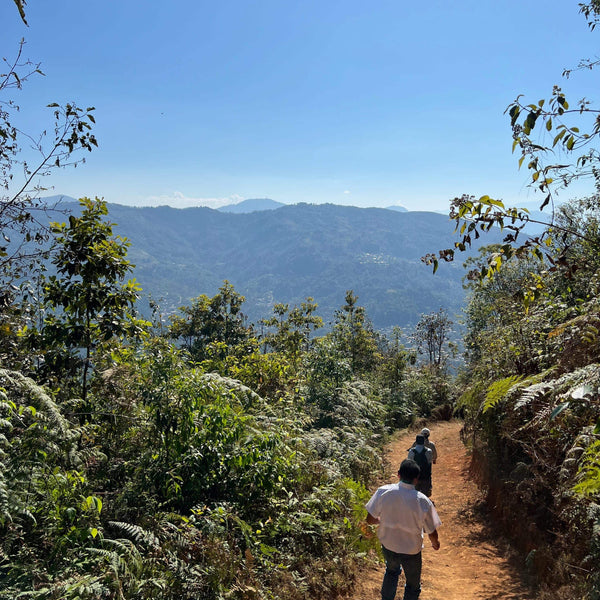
218,198,285,213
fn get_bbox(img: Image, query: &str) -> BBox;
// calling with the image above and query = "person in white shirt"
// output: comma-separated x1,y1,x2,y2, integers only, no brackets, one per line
365,459,441,600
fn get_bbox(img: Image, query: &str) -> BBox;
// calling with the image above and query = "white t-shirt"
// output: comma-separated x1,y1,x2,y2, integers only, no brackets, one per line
365,482,441,555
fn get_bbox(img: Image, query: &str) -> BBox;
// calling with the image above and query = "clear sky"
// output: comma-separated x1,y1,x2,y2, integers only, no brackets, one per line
3,0,598,210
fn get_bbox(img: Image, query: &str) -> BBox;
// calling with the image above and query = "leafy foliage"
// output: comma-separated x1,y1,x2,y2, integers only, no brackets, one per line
413,308,453,368
31,198,149,407
168,281,252,364
442,11,600,589
573,440,600,496
457,199,600,598
261,297,323,361
330,290,381,375
483,375,525,413
2,273,432,599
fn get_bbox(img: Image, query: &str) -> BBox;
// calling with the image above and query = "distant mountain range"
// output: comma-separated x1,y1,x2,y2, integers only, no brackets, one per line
38,196,573,331
217,198,409,214
39,200,510,331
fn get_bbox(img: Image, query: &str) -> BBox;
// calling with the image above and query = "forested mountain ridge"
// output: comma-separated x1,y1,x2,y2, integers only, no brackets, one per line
61,200,499,328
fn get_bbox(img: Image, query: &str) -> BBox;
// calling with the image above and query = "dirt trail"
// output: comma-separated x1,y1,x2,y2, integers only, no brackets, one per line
352,421,535,600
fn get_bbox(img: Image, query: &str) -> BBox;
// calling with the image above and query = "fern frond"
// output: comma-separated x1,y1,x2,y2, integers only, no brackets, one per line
573,440,600,496
483,375,525,413
514,382,552,410
24,574,109,600
90,537,143,582
0,369,69,436
109,520,160,548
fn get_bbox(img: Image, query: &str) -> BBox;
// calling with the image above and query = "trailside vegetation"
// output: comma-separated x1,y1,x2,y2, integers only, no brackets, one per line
457,206,600,599
430,3,600,598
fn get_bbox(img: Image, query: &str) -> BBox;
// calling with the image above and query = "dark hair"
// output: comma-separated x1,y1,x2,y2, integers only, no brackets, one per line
399,458,420,482
415,434,425,445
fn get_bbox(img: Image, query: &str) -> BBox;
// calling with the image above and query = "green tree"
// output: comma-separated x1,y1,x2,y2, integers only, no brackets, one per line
462,246,550,378
39,197,147,407
168,280,253,362
413,308,453,369
377,327,414,389
331,290,380,375
261,297,323,359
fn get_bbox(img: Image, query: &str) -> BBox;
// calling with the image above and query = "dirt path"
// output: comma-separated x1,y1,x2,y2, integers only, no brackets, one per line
352,421,535,600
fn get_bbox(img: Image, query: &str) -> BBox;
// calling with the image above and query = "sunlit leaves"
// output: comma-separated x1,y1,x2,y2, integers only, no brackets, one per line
506,82,598,208
41,197,148,404
483,375,525,413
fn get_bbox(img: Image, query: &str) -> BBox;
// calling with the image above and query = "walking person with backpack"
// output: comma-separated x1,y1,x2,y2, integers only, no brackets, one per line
419,427,437,463
407,434,433,497
408,428,438,463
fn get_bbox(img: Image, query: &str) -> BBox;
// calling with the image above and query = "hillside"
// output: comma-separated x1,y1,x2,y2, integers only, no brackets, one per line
88,201,497,328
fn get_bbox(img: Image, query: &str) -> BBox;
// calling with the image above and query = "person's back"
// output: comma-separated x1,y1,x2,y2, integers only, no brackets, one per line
366,459,441,600
407,435,433,497
375,483,434,554
409,446,431,480
409,428,438,464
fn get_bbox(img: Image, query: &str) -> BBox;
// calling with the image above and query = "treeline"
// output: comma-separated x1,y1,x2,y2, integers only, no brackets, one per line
0,198,454,599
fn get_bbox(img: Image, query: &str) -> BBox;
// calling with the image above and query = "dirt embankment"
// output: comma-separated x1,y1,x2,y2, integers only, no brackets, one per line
352,421,535,600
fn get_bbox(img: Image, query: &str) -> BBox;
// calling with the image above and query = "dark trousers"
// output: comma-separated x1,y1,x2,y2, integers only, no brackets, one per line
380,545,422,600
416,477,432,497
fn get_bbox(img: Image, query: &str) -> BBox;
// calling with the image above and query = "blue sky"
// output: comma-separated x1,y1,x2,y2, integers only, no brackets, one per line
3,0,598,210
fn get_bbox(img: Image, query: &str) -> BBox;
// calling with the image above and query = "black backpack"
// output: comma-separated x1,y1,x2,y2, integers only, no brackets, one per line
412,447,432,480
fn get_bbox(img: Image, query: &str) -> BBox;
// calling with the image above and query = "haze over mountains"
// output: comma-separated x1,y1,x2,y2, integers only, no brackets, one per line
216,198,410,214
41,197,507,331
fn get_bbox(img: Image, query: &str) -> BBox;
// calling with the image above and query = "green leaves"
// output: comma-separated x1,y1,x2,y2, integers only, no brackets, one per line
261,296,323,360
83,495,103,515
483,375,524,413
523,111,539,135
509,103,520,126
41,197,146,406
168,281,253,365
573,440,600,496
